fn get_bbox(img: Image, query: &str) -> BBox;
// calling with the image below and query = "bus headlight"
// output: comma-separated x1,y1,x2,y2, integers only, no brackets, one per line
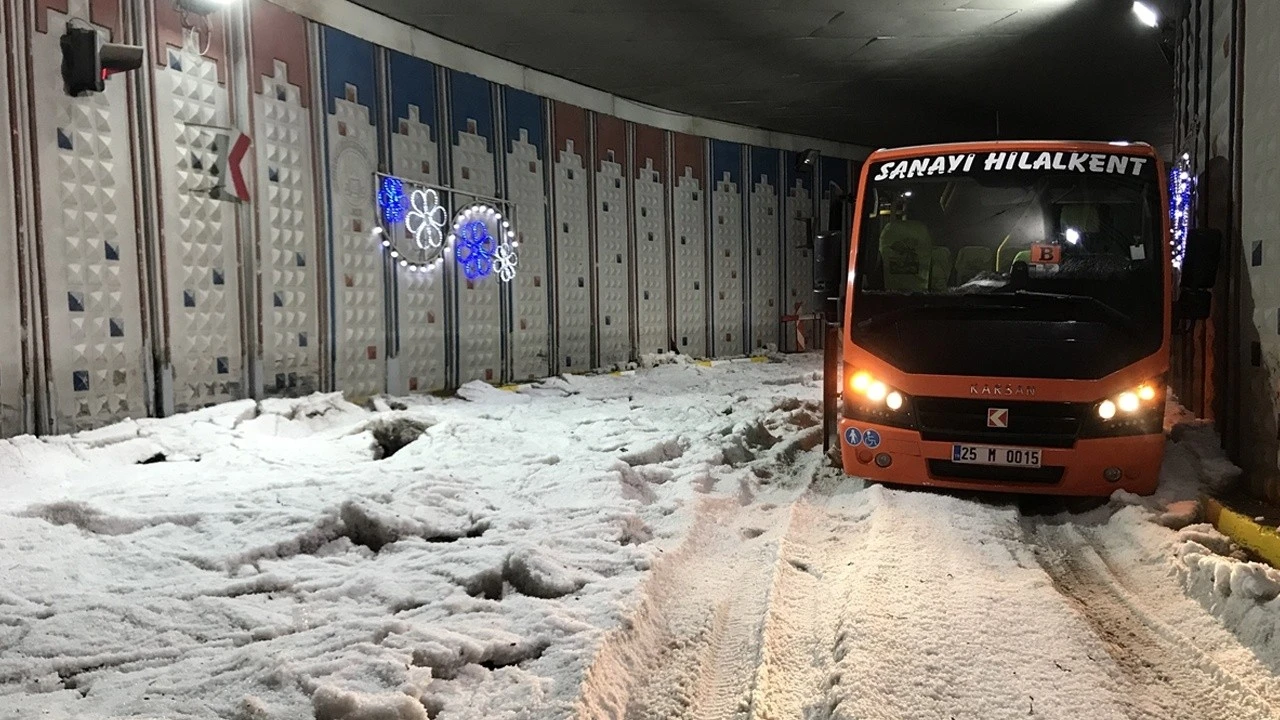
1084,381,1164,437
1097,382,1160,419
843,366,915,429
845,370,902,410
1098,400,1117,420
1117,392,1140,414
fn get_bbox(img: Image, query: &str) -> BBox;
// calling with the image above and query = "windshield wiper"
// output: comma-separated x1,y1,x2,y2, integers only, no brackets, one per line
1006,290,1141,333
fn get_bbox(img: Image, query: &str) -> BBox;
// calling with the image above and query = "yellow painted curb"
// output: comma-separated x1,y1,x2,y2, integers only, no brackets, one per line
497,384,520,392
749,356,769,363
695,360,714,367
1203,496,1280,568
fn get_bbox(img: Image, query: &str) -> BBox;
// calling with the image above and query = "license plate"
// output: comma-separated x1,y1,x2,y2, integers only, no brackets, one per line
951,444,1042,468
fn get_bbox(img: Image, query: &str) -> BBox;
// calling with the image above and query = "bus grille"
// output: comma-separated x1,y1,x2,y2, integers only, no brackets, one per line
914,397,1082,449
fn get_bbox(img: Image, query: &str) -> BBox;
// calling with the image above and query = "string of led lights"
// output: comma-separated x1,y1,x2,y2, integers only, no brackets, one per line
371,173,519,281
1169,153,1193,270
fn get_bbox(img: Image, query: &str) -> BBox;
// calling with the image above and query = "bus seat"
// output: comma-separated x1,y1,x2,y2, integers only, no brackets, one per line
879,220,932,292
997,240,1032,274
953,246,994,285
930,247,953,292
1060,204,1101,233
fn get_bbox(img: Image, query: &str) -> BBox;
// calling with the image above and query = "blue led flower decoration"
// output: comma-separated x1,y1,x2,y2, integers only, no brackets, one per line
378,177,407,225
455,220,496,280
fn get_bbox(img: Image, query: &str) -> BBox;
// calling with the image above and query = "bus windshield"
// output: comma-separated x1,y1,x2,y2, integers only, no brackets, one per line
851,149,1166,379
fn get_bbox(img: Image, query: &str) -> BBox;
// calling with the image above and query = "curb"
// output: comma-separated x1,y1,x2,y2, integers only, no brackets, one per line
496,354,775,391
1202,495,1280,568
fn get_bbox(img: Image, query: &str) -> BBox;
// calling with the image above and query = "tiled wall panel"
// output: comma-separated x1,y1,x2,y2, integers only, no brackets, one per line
783,151,815,351
595,115,631,367
30,1,148,432
672,133,707,358
153,3,242,412
250,0,320,397
634,124,670,356
505,88,551,381
748,147,782,351
711,140,745,357
1209,0,1234,160
448,70,502,384
0,11,21,437
553,102,592,372
322,27,384,398
389,52,446,393
1241,0,1280,501
4,1,870,439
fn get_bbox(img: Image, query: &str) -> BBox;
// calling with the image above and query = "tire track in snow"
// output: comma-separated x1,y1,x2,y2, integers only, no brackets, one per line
1027,521,1280,720
573,487,861,720
743,498,855,720
572,496,785,719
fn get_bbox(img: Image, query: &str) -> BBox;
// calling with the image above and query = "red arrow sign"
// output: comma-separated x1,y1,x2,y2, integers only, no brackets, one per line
226,131,251,202
987,408,1009,428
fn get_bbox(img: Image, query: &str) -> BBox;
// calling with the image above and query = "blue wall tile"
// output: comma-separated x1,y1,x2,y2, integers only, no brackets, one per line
449,69,494,151
750,147,780,188
388,51,438,142
504,87,544,158
711,140,743,187
784,150,813,194
322,26,378,120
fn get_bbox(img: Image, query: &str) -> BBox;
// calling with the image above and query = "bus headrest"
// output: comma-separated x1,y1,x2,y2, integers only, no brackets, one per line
1060,204,1101,233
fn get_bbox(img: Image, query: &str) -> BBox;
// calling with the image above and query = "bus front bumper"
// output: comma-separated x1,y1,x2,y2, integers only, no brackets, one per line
837,419,1164,497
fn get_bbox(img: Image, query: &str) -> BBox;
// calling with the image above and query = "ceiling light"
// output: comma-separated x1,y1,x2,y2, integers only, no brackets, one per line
1065,228,1080,245
1132,2,1159,28
176,0,237,14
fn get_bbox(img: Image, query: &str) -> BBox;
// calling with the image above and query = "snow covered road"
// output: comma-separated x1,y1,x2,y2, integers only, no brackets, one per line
2,355,1279,719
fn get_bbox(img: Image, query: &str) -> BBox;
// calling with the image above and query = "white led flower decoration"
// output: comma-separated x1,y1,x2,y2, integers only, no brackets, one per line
405,188,447,250
493,242,519,282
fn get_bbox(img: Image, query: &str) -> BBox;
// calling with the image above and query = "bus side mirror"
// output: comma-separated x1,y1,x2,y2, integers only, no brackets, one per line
813,231,845,300
1181,227,1222,290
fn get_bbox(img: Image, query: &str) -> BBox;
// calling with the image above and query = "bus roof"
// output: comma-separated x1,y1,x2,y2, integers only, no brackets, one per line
865,140,1159,163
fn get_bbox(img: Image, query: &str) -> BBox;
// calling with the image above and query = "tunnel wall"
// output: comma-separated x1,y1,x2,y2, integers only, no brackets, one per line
1175,0,1280,503
0,0,863,437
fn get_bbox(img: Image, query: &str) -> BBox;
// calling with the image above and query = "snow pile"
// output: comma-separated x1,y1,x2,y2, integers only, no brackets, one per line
503,545,588,599
311,686,429,720
637,351,693,369
1092,413,1280,680
1173,524,1280,665
0,355,825,720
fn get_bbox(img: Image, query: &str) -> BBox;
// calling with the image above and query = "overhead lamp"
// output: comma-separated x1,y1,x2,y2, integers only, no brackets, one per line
795,148,819,176
176,0,237,15
1132,2,1159,28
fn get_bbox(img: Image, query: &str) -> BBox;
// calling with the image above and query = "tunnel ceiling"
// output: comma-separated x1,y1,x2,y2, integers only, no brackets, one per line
351,0,1177,153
